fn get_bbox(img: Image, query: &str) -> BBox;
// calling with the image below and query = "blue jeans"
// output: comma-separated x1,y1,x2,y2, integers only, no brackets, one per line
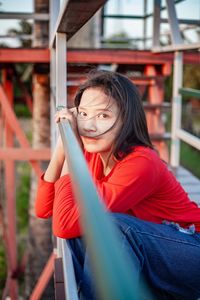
67,214,200,300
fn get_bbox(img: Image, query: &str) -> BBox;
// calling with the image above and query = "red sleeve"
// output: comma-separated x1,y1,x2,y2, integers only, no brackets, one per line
35,174,55,218
51,154,157,239
52,175,81,238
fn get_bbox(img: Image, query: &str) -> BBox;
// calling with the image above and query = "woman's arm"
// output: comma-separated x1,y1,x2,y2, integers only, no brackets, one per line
35,137,65,218
44,136,66,182
35,107,81,218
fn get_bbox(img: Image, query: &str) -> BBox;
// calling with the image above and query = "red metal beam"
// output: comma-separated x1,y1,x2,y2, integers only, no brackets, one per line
145,65,169,163
0,148,51,160
0,84,42,176
0,48,199,64
30,252,56,300
0,49,50,63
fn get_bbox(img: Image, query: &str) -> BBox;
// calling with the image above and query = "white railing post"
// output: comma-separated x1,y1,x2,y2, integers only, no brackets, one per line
170,51,183,168
56,32,67,108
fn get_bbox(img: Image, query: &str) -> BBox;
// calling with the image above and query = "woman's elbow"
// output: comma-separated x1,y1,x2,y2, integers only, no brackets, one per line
52,217,81,239
35,204,53,219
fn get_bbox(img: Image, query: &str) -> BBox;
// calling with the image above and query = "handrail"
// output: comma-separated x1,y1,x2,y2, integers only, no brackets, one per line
176,129,200,151
57,120,151,300
175,87,200,152
179,87,200,99
60,239,79,300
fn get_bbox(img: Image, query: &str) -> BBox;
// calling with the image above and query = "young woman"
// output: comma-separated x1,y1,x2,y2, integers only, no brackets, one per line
35,70,200,300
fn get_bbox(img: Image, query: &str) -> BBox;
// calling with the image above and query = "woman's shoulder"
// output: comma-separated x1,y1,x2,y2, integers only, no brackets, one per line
123,146,159,162
118,146,165,173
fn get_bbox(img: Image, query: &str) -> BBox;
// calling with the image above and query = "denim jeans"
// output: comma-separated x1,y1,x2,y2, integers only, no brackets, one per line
67,213,200,300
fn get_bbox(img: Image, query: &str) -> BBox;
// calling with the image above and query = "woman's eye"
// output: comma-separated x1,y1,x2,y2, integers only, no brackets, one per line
97,113,109,119
78,111,87,118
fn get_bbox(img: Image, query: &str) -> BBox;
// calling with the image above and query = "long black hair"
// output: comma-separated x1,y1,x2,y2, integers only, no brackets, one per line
74,70,153,159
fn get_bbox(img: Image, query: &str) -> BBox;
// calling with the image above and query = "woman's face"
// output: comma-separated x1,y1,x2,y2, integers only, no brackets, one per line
77,87,122,154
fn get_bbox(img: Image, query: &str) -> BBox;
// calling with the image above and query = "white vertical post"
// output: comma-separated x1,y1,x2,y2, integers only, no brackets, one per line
55,32,67,258
165,0,183,45
56,32,67,108
50,48,57,149
170,51,183,168
50,0,60,148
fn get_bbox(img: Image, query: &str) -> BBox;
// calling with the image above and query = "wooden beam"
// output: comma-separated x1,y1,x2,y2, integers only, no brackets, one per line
0,148,51,160
50,0,107,46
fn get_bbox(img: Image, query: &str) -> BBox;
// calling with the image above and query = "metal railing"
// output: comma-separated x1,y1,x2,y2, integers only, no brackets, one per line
170,84,200,168
176,88,200,151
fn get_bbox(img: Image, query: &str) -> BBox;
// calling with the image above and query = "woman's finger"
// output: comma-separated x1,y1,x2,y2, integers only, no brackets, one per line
55,108,76,123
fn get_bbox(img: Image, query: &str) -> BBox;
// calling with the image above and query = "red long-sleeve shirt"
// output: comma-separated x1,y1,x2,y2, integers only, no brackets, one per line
35,146,200,238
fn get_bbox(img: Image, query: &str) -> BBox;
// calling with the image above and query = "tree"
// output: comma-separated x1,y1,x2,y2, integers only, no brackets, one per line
7,20,32,48
24,1,54,298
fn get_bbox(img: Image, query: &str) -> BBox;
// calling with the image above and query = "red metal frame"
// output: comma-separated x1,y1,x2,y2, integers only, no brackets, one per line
0,48,199,64
29,252,56,300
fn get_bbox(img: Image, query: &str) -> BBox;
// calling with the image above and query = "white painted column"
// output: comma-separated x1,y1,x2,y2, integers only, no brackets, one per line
56,32,67,107
170,51,183,168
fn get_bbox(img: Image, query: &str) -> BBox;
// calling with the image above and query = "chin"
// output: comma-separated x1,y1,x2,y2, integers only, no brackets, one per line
84,144,112,154
83,144,101,153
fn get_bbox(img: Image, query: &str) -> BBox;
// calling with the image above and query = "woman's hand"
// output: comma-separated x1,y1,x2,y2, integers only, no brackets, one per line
55,107,77,131
55,107,83,150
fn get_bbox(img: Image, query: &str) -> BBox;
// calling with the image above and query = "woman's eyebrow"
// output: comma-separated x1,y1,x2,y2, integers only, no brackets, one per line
78,106,113,112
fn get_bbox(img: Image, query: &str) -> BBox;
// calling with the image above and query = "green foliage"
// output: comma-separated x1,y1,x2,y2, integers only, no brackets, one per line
0,163,31,297
0,242,7,298
14,104,31,118
183,65,200,90
180,142,200,179
103,31,134,48
16,163,31,233
8,20,32,48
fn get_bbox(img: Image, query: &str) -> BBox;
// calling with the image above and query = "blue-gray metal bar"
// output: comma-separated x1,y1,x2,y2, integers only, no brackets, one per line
145,0,185,18
58,120,150,300
165,0,183,45
161,18,200,25
103,14,144,19
153,0,161,48
143,0,147,49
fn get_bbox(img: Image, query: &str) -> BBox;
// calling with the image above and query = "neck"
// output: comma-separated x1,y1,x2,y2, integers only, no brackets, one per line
100,151,116,176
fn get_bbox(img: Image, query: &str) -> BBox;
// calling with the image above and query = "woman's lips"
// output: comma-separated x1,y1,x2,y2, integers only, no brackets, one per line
81,136,99,142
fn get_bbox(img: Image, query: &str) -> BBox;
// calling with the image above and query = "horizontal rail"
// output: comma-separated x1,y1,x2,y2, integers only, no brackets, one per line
0,49,199,64
179,87,200,99
0,148,51,160
176,129,200,151
58,120,142,300
0,12,49,20
152,42,200,53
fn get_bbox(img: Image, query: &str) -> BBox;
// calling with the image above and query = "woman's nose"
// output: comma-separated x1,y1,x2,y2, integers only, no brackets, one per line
81,118,97,132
